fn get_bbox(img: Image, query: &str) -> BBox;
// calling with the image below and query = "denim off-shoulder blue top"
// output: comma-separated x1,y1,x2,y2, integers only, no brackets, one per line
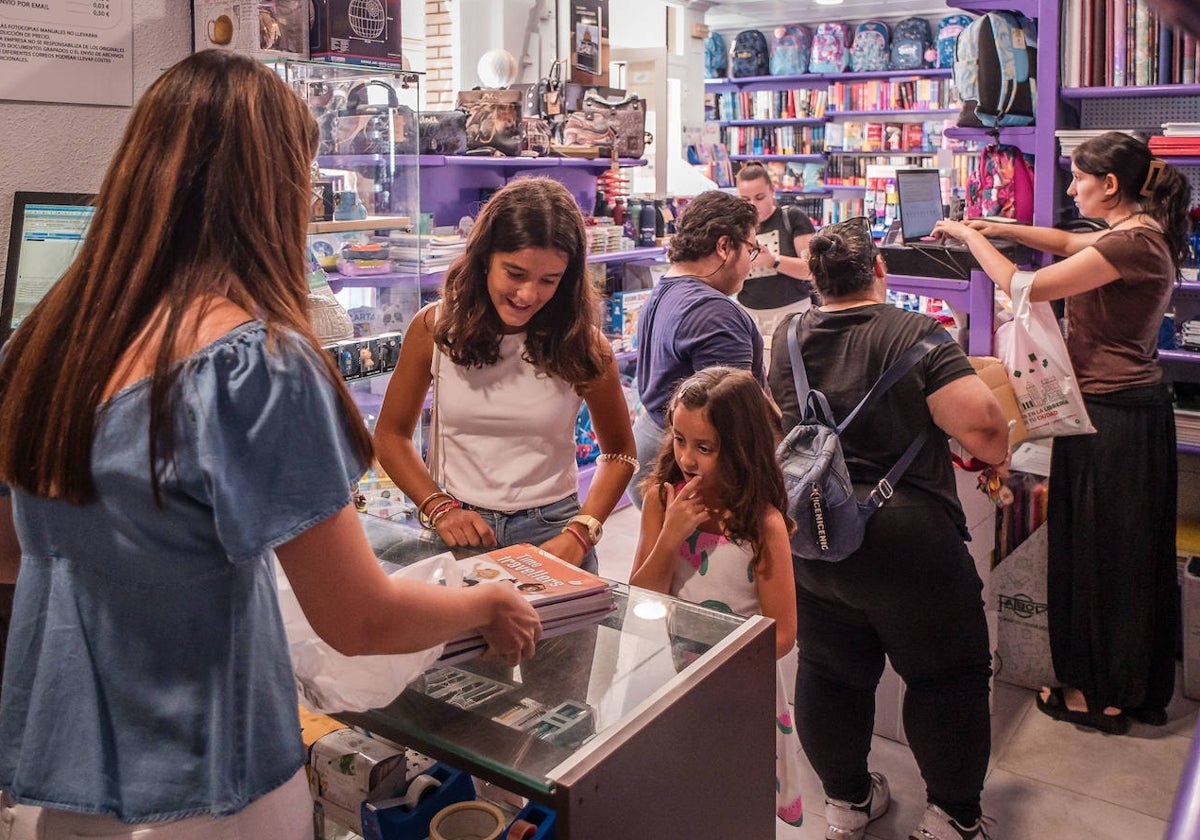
0,322,368,823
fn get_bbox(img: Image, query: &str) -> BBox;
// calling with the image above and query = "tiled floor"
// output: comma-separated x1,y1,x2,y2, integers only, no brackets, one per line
596,504,1198,840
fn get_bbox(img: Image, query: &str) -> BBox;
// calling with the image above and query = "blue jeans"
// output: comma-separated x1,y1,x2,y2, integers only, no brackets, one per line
629,411,667,509
462,494,599,574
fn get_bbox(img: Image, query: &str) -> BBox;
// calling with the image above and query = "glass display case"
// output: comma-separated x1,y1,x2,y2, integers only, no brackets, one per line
340,514,778,839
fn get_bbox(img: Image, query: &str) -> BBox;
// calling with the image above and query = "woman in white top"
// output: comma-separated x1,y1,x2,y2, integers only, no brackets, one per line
375,178,637,573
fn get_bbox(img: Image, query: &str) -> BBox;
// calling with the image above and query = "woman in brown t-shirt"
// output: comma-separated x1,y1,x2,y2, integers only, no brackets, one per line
936,132,1191,735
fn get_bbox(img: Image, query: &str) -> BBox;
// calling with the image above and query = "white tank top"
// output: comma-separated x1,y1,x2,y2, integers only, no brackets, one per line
431,332,582,512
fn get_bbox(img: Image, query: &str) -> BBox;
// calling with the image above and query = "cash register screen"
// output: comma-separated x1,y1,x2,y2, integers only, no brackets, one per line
895,170,944,242
1,191,96,342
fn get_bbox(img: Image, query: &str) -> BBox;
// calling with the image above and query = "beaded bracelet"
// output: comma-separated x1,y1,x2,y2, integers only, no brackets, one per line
561,523,591,553
597,452,639,470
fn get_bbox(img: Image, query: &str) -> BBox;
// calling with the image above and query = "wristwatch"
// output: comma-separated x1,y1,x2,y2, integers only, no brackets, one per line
772,257,781,270
565,514,603,546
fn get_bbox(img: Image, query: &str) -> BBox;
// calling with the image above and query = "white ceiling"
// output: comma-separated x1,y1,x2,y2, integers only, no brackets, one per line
698,0,954,31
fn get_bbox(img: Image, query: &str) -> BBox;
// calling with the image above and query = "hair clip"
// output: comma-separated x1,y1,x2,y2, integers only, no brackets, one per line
1140,158,1166,197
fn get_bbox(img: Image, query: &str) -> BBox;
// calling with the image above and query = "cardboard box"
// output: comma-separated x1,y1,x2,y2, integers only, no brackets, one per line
308,729,407,831
192,1,309,60
605,288,652,353
310,0,404,69
969,356,1029,446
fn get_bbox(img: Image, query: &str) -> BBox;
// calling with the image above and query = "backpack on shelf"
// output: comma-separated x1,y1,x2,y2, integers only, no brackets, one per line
953,11,1038,127
730,29,771,78
705,30,728,78
849,20,890,73
890,17,934,70
770,24,812,76
778,315,953,562
966,144,1035,223
935,14,974,69
809,22,852,74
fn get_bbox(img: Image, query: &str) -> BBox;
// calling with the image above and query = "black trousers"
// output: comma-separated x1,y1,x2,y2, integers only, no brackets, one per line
1048,384,1178,712
792,495,992,825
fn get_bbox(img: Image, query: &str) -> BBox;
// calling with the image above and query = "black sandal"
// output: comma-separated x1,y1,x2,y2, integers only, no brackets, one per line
1035,686,1131,735
1126,705,1169,726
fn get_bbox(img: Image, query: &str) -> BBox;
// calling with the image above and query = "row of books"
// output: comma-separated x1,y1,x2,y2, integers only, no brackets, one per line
1056,128,1141,156
825,121,946,154
1061,0,1200,87
707,89,829,122
824,154,938,186
720,124,826,156
826,79,956,113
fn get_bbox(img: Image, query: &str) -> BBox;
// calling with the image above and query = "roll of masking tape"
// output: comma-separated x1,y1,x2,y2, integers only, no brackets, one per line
429,800,506,840
401,773,441,810
506,818,538,840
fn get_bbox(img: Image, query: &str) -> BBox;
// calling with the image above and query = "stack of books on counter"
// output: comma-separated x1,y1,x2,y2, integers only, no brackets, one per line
441,543,617,665
387,232,468,273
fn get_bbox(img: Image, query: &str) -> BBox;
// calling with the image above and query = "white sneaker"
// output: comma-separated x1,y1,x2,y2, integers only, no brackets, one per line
909,803,992,840
824,772,890,840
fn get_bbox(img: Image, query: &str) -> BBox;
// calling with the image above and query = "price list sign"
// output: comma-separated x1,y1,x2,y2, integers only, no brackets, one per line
0,0,132,106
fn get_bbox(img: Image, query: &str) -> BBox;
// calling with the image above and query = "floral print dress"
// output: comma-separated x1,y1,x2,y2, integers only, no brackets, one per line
669,527,805,827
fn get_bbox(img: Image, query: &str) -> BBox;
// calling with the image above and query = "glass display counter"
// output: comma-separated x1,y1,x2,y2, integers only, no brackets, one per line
343,514,778,839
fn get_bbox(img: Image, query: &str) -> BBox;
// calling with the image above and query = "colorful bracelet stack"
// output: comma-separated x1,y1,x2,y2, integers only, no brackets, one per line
417,490,462,530
560,522,591,553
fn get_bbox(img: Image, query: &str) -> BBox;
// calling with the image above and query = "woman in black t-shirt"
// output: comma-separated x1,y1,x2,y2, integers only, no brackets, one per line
768,218,1007,840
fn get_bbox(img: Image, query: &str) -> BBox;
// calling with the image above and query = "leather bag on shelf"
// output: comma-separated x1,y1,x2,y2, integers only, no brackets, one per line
580,92,651,159
418,109,469,155
456,89,523,157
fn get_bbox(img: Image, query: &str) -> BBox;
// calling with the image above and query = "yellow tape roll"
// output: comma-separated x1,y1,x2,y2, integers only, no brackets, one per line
428,800,507,840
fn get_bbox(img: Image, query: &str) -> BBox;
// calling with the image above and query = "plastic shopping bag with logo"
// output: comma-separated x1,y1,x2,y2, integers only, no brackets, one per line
996,270,1096,440
275,551,462,713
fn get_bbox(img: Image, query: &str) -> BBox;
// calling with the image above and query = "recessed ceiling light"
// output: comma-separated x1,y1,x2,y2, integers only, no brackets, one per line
814,0,844,4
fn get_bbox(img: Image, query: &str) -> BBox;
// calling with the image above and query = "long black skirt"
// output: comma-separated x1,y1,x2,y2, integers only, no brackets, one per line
1047,382,1177,711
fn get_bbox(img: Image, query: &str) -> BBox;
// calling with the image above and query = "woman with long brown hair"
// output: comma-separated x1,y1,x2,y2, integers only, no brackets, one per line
0,50,539,838
374,177,636,573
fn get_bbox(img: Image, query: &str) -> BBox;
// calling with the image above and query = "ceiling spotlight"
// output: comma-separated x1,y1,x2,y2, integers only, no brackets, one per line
814,0,844,5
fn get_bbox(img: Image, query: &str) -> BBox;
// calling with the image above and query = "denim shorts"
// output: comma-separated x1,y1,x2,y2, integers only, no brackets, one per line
461,494,599,574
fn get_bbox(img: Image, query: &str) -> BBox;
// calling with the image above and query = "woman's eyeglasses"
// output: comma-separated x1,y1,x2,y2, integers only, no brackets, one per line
741,239,762,261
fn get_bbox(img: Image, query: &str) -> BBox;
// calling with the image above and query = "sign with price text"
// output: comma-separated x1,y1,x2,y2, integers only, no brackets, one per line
0,0,132,106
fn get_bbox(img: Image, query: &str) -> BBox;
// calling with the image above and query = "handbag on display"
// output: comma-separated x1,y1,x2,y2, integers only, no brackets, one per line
456,89,523,157
521,117,554,156
418,110,470,155
581,92,651,159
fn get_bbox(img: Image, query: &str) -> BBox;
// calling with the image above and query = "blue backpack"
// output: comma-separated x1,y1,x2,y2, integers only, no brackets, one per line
849,20,890,72
705,31,728,79
890,17,934,70
770,24,812,76
936,14,974,69
953,11,1038,127
730,29,771,78
809,22,852,74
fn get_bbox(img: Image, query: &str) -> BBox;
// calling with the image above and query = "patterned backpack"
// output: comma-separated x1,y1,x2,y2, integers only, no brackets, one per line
730,29,771,78
890,17,934,70
809,22,852,73
936,14,974,69
953,11,1038,127
849,20,890,72
705,31,728,79
965,144,1034,222
770,24,812,76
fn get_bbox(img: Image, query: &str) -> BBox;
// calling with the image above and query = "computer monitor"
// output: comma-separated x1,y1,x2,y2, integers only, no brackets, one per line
1,191,96,342
895,169,944,242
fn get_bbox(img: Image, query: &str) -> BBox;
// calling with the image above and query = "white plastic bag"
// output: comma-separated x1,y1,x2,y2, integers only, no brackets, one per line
275,551,463,713
995,270,1096,440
